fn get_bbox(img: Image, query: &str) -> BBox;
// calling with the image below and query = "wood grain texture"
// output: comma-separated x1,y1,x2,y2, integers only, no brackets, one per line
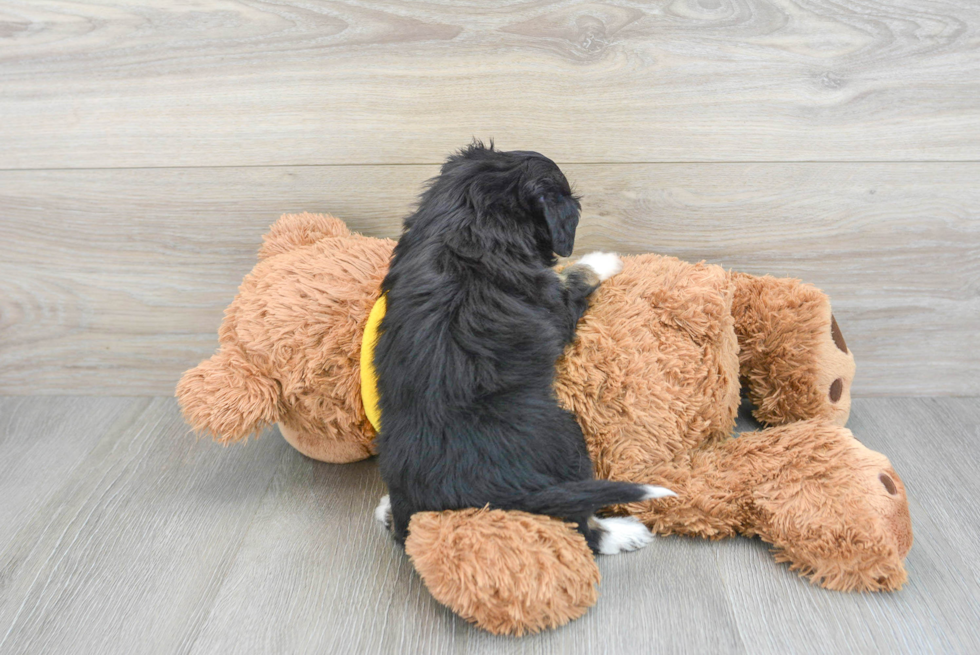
188,451,744,655
2,163,977,395
0,396,138,553
1,0,979,168
1,397,977,654
0,397,286,655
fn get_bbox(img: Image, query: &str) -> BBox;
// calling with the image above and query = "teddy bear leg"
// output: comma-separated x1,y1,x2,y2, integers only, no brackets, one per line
257,212,352,260
632,420,911,591
738,421,911,591
729,272,856,426
404,509,600,636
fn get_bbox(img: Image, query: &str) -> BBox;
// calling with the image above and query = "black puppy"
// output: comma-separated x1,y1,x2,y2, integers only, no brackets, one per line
373,143,674,555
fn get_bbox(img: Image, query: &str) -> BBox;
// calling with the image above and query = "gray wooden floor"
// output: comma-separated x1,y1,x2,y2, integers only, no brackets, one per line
0,397,977,654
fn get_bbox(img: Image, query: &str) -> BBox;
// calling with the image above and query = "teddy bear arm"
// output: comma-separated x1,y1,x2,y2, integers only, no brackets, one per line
728,272,855,426
175,344,283,442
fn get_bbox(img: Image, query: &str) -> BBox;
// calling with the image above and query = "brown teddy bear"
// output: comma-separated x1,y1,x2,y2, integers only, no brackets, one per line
177,213,912,636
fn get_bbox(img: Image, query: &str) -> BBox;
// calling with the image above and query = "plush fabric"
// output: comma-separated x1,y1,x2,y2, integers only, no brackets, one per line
730,273,856,427
177,214,393,463
406,509,600,636
177,213,912,635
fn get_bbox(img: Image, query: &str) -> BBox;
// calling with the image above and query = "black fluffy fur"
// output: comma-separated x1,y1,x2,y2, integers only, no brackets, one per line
374,142,651,552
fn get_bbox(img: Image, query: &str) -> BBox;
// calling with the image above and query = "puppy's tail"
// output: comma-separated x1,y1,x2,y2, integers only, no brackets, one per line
500,480,676,518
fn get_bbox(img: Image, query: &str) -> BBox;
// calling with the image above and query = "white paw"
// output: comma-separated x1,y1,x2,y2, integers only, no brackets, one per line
641,485,677,500
594,515,654,555
374,494,392,528
577,252,623,282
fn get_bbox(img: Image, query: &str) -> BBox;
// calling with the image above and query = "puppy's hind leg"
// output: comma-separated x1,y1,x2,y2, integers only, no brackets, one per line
374,493,412,547
586,515,655,555
380,494,411,546
374,494,392,529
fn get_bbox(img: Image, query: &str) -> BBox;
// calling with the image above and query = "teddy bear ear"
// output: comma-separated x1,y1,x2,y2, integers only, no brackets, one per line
175,345,282,443
258,213,352,260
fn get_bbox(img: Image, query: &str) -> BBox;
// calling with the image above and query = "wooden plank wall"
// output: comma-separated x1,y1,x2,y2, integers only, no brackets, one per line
1,1,977,395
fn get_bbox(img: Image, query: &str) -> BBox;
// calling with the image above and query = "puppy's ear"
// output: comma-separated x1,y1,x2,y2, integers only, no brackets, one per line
540,194,580,258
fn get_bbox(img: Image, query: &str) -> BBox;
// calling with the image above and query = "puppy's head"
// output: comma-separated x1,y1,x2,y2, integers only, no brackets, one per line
432,141,581,259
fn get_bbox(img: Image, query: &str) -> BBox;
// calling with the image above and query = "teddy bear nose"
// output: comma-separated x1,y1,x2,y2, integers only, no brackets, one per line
879,472,898,496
